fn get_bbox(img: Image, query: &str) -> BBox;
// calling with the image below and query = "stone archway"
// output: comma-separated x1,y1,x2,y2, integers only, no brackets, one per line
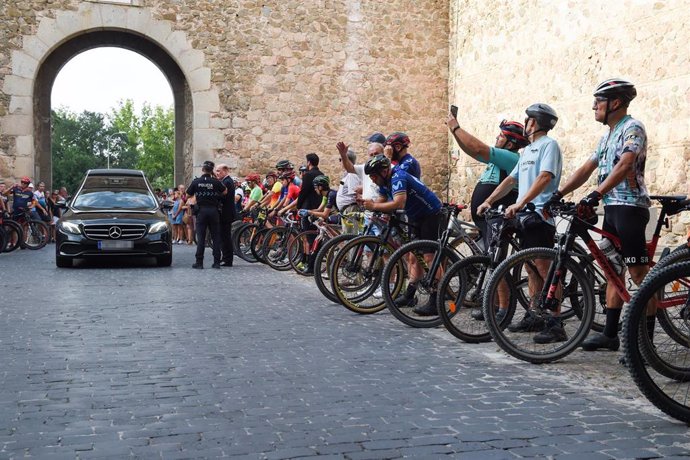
1,2,224,189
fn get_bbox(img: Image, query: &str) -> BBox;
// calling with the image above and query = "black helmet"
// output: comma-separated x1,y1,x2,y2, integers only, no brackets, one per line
364,154,391,175
275,159,293,170
312,175,330,188
525,103,558,131
593,78,637,105
298,165,307,173
499,120,529,149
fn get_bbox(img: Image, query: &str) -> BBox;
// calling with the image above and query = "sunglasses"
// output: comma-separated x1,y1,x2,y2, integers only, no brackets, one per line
594,96,608,103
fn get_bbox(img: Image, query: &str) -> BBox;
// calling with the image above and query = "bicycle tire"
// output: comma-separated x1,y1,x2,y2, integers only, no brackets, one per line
437,255,497,343
288,230,318,276
483,247,595,364
1,220,23,252
650,246,690,346
381,239,463,328
313,233,356,303
0,226,6,255
250,227,272,263
22,219,49,250
261,226,296,271
622,261,690,423
233,223,259,263
331,235,402,314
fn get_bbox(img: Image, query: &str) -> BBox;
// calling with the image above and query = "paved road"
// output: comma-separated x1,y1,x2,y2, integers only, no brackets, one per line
1,245,689,459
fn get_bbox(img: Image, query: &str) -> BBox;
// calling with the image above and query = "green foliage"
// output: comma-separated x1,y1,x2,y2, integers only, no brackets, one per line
51,100,174,193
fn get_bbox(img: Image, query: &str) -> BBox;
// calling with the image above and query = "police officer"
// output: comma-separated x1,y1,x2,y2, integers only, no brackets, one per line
186,161,226,269
215,163,236,267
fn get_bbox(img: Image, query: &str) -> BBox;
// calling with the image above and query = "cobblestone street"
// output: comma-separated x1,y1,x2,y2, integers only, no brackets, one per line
0,246,689,459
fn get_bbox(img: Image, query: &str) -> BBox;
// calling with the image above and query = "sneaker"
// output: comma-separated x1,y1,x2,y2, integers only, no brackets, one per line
533,318,568,344
413,294,438,316
372,287,383,299
394,285,418,308
507,311,545,333
212,262,221,269
295,261,306,271
581,332,620,351
192,262,203,269
471,309,484,321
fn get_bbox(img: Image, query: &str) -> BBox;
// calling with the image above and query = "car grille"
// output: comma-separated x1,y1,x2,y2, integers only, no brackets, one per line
83,223,147,240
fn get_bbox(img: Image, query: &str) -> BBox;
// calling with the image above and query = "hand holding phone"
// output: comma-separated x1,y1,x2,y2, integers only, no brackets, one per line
450,105,458,119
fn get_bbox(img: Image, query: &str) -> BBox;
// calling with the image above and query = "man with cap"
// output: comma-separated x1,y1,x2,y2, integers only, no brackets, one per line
215,163,236,267
366,132,387,145
186,161,227,269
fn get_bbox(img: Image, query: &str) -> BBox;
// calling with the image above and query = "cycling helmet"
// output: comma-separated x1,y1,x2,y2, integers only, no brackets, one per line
298,165,307,173
385,132,411,148
364,154,392,175
499,120,529,149
20,176,31,183
593,78,637,104
312,175,330,188
265,172,277,180
275,159,293,170
278,171,295,181
525,103,558,131
245,173,261,183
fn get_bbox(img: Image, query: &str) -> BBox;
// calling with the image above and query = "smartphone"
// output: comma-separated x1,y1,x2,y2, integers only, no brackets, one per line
450,104,458,118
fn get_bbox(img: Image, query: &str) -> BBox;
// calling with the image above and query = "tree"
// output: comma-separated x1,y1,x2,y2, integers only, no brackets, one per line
137,103,174,190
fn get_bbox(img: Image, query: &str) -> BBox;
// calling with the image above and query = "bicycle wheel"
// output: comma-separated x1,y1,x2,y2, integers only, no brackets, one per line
623,261,690,423
261,227,295,271
313,233,356,304
381,239,463,328
483,247,595,364
437,255,501,343
22,219,49,250
250,227,272,263
571,243,608,333
331,236,402,314
0,226,6,255
233,223,259,263
288,230,318,276
1,220,23,252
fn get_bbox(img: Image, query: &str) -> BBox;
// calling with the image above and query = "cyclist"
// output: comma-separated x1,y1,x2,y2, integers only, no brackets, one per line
276,171,301,214
242,174,263,212
384,132,421,179
362,154,444,316
477,103,563,343
259,172,281,210
447,114,528,243
301,175,338,223
547,79,651,352
4,176,37,219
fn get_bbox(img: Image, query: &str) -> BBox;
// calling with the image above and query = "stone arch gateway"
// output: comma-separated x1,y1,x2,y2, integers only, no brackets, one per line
2,2,223,189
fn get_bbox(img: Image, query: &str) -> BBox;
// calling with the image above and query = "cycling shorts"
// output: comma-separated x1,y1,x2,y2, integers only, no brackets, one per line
602,205,650,266
411,211,445,242
516,220,555,250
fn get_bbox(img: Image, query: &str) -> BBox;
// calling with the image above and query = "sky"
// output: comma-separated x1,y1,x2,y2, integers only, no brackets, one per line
51,47,174,114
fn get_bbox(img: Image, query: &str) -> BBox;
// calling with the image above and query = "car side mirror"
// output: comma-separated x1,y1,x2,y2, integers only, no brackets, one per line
160,200,174,211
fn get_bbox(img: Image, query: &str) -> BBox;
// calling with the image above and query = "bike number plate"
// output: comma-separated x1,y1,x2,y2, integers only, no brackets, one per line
98,240,133,250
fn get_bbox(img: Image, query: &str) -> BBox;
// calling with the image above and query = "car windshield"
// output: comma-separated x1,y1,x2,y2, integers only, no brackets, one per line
72,176,158,211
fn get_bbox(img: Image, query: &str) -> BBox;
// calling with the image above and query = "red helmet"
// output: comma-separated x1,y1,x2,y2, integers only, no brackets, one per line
385,132,410,148
266,172,277,180
245,173,261,183
278,171,295,181
499,120,529,149
20,176,31,183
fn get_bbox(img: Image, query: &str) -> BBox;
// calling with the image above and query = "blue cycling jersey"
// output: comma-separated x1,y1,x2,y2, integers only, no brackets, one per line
378,169,441,221
393,153,421,179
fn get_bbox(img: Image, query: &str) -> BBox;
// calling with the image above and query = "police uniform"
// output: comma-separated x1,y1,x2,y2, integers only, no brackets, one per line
219,174,236,266
186,162,226,267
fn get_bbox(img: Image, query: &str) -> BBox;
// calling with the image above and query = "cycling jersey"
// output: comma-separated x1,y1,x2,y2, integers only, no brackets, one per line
589,115,650,208
279,183,300,203
324,189,337,210
378,169,441,221
393,153,421,179
478,147,519,185
269,181,282,207
509,135,562,225
249,185,263,202
9,186,34,211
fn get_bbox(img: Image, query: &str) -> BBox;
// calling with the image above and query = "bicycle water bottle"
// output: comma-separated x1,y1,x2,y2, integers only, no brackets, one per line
599,238,624,275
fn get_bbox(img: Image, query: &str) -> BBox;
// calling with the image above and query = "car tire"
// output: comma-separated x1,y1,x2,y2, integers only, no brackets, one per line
56,255,73,268
157,253,172,267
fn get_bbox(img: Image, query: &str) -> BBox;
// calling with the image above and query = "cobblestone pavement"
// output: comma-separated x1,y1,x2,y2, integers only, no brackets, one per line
1,246,689,459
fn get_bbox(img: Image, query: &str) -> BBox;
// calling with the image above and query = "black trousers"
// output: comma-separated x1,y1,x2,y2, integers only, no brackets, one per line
220,215,234,264
195,206,222,263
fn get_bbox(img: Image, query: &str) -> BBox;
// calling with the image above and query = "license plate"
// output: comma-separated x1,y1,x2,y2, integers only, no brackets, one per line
98,240,134,250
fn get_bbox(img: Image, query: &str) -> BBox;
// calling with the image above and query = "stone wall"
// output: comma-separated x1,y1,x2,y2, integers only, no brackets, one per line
448,0,690,241
0,0,449,191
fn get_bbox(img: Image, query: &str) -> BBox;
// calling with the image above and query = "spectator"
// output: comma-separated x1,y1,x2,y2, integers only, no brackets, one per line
171,190,185,243
0,181,7,213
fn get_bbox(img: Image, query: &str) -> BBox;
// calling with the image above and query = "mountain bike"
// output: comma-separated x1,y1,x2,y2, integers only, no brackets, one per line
0,211,23,252
13,210,49,250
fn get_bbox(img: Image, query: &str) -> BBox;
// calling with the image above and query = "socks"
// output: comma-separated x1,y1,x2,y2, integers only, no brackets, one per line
603,308,622,338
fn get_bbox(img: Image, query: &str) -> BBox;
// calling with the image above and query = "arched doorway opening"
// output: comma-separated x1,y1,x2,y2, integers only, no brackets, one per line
34,30,192,190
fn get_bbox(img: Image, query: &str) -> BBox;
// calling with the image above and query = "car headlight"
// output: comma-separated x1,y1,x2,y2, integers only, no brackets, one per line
59,221,81,235
149,221,169,234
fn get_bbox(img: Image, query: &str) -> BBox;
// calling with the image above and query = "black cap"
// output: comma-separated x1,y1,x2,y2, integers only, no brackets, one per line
367,132,386,144
203,160,215,169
